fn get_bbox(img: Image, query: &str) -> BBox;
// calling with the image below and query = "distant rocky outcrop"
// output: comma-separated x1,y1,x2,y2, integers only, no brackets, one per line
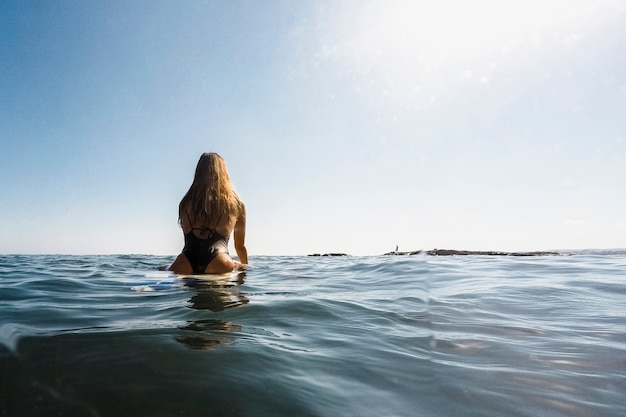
383,249,560,256
306,249,560,257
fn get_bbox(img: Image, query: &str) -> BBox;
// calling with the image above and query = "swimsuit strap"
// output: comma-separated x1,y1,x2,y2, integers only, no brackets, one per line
187,208,224,235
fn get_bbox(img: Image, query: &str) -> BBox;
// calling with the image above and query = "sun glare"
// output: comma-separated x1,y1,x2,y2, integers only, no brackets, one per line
321,0,623,108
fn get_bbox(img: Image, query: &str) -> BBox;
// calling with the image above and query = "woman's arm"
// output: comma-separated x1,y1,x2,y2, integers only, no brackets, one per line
233,205,248,265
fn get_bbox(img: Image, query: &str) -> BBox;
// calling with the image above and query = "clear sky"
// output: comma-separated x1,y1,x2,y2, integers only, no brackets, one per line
1,0,625,256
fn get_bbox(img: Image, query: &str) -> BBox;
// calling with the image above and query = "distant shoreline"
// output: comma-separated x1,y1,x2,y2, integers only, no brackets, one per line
386,249,561,256
308,249,561,257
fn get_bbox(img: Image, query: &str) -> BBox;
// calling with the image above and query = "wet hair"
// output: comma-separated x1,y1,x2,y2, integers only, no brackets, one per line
179,153,242,227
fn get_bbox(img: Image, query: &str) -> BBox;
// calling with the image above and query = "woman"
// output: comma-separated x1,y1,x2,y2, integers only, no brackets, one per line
168,153,248,274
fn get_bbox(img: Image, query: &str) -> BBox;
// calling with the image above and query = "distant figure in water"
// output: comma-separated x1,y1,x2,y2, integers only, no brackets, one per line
168,152,248,274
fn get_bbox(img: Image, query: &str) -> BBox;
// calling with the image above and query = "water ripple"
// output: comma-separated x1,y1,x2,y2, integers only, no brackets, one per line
1,254,625,416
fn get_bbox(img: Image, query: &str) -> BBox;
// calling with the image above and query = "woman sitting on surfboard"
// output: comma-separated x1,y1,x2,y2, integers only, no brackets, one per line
168,152,248,274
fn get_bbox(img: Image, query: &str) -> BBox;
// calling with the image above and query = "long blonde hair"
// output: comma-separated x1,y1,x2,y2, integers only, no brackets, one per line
179,153,242,227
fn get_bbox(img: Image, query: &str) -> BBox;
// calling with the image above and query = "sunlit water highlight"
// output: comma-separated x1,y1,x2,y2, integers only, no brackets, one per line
1,253,625,416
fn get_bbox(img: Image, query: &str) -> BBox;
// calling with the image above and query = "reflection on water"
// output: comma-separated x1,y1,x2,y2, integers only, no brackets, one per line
176,272,248,350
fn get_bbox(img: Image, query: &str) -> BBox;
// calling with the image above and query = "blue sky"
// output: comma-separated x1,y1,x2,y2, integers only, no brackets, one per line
1,0,625,256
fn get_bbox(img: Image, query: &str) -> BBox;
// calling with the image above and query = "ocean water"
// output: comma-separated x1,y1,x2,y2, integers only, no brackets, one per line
1,253,625,417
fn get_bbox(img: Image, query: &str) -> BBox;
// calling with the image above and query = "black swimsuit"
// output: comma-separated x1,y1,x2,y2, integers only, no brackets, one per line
182,227,230,274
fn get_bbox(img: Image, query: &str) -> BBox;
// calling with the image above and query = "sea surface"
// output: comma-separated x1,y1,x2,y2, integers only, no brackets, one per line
1,252,625,417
